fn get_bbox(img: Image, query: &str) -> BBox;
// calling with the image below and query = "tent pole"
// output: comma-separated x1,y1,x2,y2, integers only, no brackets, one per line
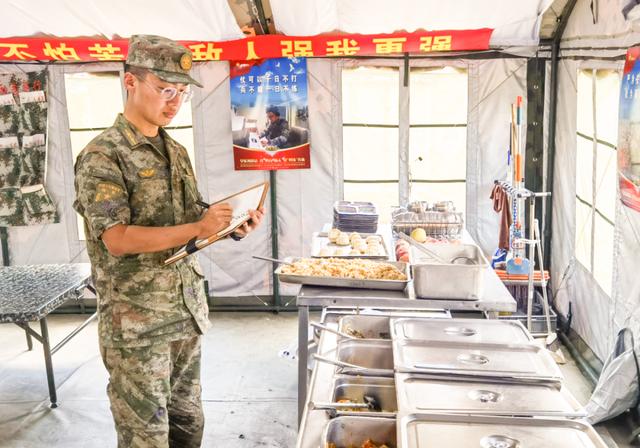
251,0,281,310
546,0,578,271
270,170,281,309
0,227,8,266
525,58,547,266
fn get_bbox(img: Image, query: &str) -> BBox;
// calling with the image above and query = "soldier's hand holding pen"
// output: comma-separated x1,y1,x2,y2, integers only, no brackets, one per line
196,202,233,237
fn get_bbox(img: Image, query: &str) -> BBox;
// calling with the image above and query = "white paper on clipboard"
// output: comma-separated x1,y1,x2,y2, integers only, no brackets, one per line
164,182,269,265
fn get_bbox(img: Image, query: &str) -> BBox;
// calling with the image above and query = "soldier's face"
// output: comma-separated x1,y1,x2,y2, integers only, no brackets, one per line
127,72,187,127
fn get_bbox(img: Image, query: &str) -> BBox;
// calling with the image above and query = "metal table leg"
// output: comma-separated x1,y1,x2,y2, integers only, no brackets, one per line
39,318,58,408
298,304,309,427
25,324,33,351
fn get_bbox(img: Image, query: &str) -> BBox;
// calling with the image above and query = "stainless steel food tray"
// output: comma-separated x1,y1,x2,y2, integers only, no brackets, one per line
399,413,607,448
328,375,398,416
311,232,390,259
334,339,394,377
323,416,397,448
390,318,534,346
393,339,563,384
411,244,489,300
276,258,410,291
338,315,393,339
395,373,584,418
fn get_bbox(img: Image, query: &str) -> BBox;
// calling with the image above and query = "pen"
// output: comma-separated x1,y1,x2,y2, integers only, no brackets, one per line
196,200,210,209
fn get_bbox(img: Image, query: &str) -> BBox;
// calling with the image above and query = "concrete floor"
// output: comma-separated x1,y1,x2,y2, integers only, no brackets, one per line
0,312,299,448
0,312,636,448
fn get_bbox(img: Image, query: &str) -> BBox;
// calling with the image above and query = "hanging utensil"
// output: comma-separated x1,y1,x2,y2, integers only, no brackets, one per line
252,255,293,265
310,322,358,340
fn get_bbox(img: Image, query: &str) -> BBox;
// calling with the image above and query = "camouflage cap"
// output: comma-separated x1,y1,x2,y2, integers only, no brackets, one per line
126,34,203,87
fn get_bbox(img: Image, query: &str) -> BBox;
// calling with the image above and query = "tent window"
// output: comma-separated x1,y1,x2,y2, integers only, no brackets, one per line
575,69,619,296
341,65,468,221
342,66,399,222
65,71,124,241
409,66,467,211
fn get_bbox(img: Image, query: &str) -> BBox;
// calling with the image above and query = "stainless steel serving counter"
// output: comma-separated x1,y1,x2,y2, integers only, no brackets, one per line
295,265,516,423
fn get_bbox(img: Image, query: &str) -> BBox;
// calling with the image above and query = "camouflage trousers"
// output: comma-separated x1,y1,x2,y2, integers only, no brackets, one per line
100,335,204,448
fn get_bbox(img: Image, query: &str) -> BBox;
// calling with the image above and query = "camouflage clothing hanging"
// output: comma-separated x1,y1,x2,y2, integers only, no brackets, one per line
0,69,57,226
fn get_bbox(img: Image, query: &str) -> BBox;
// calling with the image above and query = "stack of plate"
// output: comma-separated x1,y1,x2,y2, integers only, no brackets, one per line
332,201,379,233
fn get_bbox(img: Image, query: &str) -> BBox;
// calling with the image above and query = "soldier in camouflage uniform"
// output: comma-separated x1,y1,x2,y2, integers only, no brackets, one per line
73,35,264,448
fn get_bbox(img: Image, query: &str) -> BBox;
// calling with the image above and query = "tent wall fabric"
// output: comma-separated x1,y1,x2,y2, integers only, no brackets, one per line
550,0,640,361
551,58,619,360
560,0,640,58
190,59,340,299
269,0,554,47
0,0,244,41
0,57,527,302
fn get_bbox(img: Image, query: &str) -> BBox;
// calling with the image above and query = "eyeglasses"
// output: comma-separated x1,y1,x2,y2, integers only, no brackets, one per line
136,76,193,102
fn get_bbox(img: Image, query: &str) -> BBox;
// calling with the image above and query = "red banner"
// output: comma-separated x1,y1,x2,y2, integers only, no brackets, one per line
0,29,492,62
233,144,311,170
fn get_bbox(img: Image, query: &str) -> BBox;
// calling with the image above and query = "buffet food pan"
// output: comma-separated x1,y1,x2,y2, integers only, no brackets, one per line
334,339,394,377
311,376,397,418
311,232,390,260
338,315,393,340
276,258,410,291
393,339,563,384
332,375,397,414
395,373,583,418
390,318,534,346
399,413,607,448
412,244,488,300
323,416,396,448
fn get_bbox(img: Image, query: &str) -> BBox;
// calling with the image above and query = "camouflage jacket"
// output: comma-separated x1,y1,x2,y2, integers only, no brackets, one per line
74,114,209,348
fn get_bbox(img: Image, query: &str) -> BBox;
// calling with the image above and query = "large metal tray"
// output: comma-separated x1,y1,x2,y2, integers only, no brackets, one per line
276,258,410,291
323,416,397,448
311,231,390,259
399,413,607,448
393,339,563,384
390,318,534,346
395,373,584,418
412,244,489,300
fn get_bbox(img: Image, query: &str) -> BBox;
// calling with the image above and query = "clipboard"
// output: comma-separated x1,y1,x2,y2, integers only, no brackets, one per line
164,181,269,265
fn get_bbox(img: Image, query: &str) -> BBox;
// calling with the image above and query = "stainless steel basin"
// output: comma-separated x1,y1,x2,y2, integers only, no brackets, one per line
322,416,396,448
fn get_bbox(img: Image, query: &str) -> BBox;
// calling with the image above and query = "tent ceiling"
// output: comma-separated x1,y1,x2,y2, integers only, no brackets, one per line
268,0,554,47
3,0,566,50
0,0,244,40
539,0,573,39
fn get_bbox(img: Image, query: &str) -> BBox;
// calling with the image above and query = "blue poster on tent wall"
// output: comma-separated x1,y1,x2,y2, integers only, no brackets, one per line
230,57,310,171
619,46,640,212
